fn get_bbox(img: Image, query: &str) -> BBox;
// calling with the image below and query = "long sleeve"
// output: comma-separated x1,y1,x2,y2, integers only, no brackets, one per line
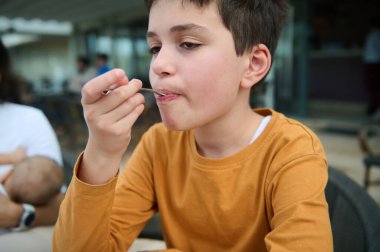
53,150,159,252
263,115,333,251
264,155,333,251
52,153,119,251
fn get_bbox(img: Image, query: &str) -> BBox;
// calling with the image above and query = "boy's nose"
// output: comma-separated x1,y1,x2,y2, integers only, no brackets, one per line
150,47,176,76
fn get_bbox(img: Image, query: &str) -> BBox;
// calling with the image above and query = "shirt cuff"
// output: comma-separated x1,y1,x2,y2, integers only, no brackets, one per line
70,151,118,196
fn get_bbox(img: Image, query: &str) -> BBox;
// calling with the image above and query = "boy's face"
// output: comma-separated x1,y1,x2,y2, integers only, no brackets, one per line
148,0,249,130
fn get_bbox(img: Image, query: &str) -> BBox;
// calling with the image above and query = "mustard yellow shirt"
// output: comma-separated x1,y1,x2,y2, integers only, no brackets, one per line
53,108,333,252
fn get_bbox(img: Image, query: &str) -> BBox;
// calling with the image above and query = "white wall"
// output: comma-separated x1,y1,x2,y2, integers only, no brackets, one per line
9,36,74,93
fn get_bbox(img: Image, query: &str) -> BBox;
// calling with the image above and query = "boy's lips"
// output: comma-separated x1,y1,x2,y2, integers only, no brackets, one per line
156,89,179,101
158,89,174,95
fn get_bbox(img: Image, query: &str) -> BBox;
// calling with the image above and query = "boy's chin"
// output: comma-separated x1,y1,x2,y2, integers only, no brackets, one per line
162,121,186,131
161,118,192,132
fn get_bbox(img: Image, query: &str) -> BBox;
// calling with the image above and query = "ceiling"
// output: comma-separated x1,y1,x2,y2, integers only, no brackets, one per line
0,0,147,25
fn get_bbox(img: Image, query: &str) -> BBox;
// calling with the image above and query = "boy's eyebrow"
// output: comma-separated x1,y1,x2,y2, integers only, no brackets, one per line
147,23,209,39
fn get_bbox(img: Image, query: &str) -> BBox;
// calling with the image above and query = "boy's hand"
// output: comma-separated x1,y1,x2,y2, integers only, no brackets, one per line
79,69,145,184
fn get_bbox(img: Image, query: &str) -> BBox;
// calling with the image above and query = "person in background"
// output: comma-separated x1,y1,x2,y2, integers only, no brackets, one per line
95,53,111,76
0,38,65,232
67,56,96,95
363,17,380,119
53,0,333,251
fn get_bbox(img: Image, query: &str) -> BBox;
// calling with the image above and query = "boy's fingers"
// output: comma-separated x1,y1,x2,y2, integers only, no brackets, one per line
117,104,145,128
82,68,127,104
94,79,143,116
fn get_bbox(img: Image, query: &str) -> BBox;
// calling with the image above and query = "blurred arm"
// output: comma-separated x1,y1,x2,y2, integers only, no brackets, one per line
1,192,64,228
0,148,26,165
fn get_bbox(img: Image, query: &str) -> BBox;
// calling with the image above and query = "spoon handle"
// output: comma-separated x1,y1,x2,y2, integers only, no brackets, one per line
140,88,166,96
102,87,165,96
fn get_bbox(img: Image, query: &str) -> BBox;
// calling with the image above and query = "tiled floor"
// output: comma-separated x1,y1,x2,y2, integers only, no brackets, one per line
302,105,380,205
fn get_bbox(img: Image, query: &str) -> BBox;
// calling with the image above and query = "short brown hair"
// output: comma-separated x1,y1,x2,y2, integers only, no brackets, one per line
144,0,289,56
7,157,64,205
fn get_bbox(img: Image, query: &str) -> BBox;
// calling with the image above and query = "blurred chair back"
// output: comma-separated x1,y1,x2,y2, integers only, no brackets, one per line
61,149,78,185
358,127,380,190
358,128,373,155
326,167,380,252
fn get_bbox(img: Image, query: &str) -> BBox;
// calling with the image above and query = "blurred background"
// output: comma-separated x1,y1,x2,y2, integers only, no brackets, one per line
0,0,379,204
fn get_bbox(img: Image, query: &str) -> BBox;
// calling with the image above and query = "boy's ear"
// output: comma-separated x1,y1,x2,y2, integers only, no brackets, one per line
241,44,271,89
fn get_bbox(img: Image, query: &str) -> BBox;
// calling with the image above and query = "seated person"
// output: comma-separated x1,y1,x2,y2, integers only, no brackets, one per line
53,0,333,251
95,53,111,76
67,56,96,95
1,39,65,235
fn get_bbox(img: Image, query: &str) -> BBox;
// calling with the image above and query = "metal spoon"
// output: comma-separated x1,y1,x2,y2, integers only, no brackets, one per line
102,87,166,96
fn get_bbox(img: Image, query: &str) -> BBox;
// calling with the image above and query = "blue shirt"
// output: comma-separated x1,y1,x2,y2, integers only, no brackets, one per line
96,65,111,76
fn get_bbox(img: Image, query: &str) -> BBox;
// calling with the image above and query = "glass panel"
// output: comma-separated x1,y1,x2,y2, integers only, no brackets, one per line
113,37,134,76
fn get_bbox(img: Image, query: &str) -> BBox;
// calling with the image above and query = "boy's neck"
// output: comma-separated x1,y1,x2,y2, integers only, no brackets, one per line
194,108,264,158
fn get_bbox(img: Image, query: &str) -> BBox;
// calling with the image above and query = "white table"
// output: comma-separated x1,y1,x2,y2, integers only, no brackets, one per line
0,226,166,252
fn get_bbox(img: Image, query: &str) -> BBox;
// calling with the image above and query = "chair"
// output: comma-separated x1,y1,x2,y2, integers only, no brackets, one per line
358,128,380,190
139,214,164,240
325,167,380,252
61,148,79,186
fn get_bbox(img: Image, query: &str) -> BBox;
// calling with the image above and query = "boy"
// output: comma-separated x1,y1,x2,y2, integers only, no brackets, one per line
53,0,333,251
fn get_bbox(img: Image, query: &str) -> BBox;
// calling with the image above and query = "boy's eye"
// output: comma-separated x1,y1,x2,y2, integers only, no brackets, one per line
149,46,161,55
180,42,200,50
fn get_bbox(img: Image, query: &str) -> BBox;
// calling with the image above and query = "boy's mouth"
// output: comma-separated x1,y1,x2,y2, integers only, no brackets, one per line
156,89,179,101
